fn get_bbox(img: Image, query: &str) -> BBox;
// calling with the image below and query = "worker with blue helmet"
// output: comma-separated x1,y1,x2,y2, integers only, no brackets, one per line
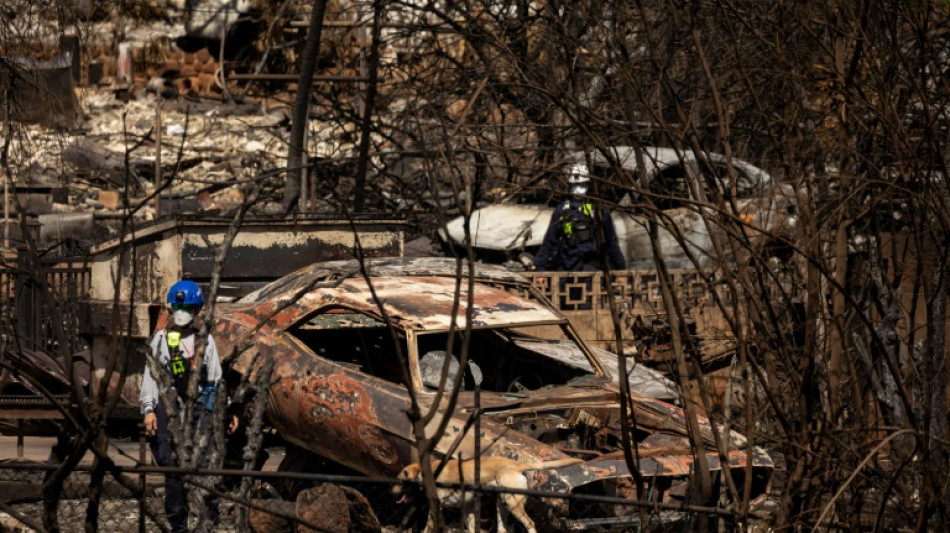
167,279,204,327
139,279,237,532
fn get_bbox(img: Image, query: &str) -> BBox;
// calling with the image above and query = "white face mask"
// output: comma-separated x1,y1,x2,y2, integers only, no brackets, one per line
571,184,588,196
172,309,195,327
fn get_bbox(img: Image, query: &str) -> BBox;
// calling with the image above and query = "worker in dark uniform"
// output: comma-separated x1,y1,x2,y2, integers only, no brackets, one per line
534,164,626,272
533,164,626,310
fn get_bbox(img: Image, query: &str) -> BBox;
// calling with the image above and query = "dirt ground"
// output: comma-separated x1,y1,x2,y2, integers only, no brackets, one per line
0,436,293,532
0,435,287,467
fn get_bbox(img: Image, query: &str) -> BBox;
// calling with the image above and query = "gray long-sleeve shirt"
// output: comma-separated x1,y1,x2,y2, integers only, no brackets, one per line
139,329,222,414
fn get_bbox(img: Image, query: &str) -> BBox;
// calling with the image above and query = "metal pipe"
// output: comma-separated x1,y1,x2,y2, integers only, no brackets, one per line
154,100,161,214
16,419,23,458
138,424,146,533
288,20,446,29
473,385,481,531
556,447,602,457
227,73,369,82
3,174,7,249
300,120,309,212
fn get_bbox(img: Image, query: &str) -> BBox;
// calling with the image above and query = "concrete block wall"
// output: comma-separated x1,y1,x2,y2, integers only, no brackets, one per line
85,41,224,96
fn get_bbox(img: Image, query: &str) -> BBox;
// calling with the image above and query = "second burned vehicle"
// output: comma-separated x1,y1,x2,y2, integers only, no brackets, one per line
210,258,772,529
440,146,798,270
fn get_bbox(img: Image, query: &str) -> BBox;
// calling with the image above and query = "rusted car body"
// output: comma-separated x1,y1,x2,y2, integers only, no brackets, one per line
440,146,797,269
213,257,772,529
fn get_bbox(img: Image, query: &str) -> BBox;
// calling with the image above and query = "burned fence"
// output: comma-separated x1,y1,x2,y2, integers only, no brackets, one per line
0,252,90,355
0,251,90,441
519,269,742,355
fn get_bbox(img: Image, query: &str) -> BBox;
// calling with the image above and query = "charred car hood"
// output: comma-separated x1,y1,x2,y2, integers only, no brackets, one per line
453,385,773,494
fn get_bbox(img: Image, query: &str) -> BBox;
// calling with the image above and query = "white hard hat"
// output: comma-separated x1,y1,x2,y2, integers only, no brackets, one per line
567,164,591,185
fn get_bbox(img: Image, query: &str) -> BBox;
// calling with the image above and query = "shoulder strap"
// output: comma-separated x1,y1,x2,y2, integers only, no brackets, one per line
181,332,212,368
154,329,168,355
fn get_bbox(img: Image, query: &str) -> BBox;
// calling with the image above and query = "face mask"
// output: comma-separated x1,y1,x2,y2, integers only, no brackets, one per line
172,309,195,327
571,184,588,196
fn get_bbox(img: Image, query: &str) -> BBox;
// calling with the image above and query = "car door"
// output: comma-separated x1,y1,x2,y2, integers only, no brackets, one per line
273,311,417,477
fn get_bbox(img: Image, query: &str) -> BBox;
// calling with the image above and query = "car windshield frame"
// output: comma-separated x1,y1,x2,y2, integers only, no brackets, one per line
407,320,609,394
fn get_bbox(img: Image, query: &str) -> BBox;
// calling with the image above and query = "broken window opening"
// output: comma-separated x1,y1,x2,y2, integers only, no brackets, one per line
699,161,760,201
652,165,691,210
415,325,592,393
287,308,406,384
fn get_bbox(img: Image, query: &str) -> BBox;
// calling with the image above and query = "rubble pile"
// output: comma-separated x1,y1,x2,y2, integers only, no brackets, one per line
6,85,370,244
0,1,392,250
2,0,542,253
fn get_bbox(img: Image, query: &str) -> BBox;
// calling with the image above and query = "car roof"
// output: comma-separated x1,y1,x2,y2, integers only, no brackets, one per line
573,145,772,186
574,146,675,175
238,257,564,331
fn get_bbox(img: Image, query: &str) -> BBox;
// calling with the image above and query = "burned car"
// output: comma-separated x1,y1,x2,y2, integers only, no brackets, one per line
213,257,772,528
440,146,797,270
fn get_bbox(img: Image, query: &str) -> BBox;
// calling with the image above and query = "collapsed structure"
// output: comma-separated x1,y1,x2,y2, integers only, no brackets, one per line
0,3,780,530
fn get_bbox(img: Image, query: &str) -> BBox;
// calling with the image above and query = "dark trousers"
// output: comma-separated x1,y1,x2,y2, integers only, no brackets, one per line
151,400,220,533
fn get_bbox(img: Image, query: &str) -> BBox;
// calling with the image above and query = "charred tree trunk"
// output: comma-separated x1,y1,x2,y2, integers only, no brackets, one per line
283,0,330,212
352,0,383,212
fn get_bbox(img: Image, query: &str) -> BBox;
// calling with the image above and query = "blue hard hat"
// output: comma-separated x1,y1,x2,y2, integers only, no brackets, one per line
167,280,204,308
